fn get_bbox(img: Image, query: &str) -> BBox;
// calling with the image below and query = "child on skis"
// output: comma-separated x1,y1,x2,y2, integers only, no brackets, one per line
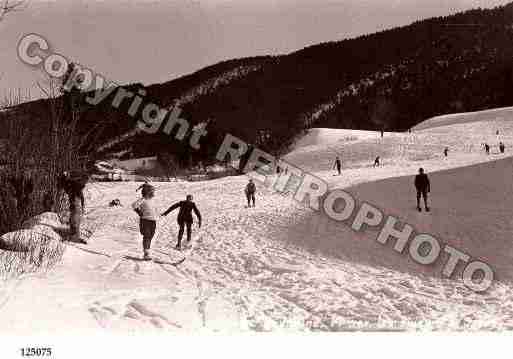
132,184,157,260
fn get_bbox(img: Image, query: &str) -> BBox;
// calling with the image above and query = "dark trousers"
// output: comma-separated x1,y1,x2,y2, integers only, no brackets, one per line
177,220,192,246
246,192,255,207
416,189,428,208
139,218,156,250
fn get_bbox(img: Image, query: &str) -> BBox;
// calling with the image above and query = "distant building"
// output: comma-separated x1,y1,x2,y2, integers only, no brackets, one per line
113,156,159,172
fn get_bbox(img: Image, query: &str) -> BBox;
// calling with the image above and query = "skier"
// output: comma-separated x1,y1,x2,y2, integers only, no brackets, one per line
414,168,430,212
443,147,449,157
58,171,87,243
373,156,380,167
333,156,342,176
484,143,490,155
380,128,384,138
132,184,157,260
245,179,256,207
161,194,202,250
499,142,505,154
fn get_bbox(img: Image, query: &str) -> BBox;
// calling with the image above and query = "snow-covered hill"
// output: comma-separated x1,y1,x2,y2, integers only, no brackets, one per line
2,109,513,332
412,106,513,132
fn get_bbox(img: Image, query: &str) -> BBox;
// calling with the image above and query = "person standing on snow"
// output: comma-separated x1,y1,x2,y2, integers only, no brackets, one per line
373,156,380,167
58,171,87,244
414,168,430,212
443,147,449,157
484,143,490,155
132,184,158,260
161,194,202,250
245,179,256,207
333,156,342,176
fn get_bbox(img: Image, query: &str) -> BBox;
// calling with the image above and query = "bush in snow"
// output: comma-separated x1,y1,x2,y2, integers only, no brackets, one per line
0,229,65,280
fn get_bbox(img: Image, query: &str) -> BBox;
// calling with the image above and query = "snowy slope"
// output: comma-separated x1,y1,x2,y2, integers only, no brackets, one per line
285,113,513,183
412,106,513,131
2,112,513,332
291,128,380,151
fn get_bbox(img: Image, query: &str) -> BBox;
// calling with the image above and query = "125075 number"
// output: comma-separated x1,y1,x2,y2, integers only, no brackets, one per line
20,348,52,357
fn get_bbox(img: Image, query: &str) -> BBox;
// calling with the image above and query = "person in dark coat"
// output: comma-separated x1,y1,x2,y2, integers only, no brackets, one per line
245,179,256,207
484,143,490,155
161,194,202,250
414,168,430,212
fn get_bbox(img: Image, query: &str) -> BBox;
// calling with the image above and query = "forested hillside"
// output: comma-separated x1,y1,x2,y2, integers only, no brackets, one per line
4,3,513,169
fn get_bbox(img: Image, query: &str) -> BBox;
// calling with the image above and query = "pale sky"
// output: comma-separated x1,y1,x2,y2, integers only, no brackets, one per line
0,0,510,100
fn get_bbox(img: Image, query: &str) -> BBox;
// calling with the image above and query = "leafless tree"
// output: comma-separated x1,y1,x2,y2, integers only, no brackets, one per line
0,0,26,21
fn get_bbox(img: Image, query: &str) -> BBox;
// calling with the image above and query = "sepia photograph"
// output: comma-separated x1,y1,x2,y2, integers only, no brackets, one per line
1,0,513,357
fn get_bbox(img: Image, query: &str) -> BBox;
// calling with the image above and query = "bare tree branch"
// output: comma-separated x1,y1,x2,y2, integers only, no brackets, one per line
0,0,27,21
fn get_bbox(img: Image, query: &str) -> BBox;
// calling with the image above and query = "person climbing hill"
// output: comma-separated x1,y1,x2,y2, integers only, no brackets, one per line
245,179,256,207
161,195,202,250
132,184,157,260
414,168,430,212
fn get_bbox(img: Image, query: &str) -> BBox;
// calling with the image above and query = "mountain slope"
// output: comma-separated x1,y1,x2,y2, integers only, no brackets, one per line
5,3,513,166
3,115,513,332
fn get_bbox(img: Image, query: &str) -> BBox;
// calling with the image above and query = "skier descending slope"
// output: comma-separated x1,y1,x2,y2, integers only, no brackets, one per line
132,184,157,260
161,195,202,250
245,179,256,207
414,168,431,212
